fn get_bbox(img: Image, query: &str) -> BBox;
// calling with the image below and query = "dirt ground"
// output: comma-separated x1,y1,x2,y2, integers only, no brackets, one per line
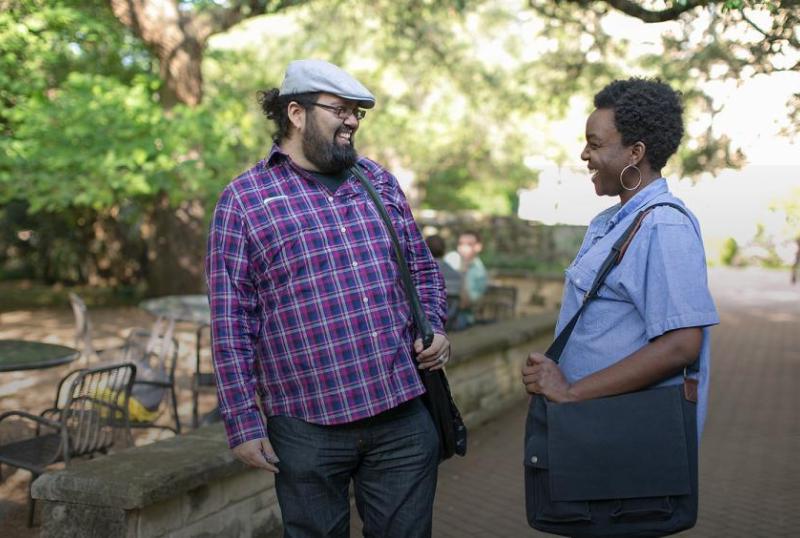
0,305,219,536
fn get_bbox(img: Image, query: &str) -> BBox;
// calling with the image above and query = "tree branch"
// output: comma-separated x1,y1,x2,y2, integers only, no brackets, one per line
194,0,309,40
553,0,714,23
738,7,772,38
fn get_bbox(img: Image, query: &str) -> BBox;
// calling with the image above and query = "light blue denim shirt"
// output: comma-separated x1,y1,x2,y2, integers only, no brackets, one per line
556,179,719,437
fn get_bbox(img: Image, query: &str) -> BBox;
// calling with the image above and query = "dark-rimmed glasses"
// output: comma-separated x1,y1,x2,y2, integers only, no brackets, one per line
310,103,366,120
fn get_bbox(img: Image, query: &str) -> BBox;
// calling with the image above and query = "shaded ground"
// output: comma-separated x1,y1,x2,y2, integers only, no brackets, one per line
2,267,799,536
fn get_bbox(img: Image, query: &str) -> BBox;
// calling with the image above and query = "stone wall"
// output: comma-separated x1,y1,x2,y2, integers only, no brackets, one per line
490,271,564,316
417,210,585,270
32,313,557,538
33,426,282,538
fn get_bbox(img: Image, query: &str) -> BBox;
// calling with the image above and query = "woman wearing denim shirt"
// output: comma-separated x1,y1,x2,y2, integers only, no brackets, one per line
521,78,719,438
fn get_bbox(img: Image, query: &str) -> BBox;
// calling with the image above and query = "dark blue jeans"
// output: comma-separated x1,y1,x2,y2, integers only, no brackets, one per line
268,398,439,538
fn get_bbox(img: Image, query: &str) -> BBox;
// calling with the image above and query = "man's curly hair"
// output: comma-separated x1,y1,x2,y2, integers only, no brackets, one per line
594,78,684,171
257,89,319,143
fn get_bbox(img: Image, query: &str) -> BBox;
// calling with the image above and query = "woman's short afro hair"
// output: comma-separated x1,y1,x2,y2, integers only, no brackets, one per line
594,78,684,171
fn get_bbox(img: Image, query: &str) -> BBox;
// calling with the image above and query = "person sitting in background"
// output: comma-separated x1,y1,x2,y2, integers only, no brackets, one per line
426,234,462,329
444,230,488,329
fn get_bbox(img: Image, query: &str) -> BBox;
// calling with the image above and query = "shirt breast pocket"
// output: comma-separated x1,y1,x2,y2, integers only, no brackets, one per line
250,200,320,285
565,261,628,335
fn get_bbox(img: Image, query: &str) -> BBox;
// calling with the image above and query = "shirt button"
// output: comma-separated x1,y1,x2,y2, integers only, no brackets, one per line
327,196,334,203
372,331,378,338
352,261,358,268
530,456,538,464
363,296,369,304
340,226,346,233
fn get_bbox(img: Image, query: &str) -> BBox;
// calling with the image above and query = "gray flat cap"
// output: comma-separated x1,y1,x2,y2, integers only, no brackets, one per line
279,59,376,109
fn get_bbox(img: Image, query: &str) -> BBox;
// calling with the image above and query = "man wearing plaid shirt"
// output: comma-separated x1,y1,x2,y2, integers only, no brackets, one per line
206,59,451,537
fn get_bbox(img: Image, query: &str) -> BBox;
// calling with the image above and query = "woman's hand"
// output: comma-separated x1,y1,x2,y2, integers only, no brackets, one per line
521,352,575,403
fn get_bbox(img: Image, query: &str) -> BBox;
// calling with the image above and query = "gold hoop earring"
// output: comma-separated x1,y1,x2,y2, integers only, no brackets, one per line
619,164,642,191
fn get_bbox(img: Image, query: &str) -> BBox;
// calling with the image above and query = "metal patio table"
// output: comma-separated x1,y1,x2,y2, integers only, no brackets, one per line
0,340,79,373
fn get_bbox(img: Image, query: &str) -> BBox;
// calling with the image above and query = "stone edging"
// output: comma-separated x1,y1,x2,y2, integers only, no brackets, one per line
451,313,556,364
32,425,243,510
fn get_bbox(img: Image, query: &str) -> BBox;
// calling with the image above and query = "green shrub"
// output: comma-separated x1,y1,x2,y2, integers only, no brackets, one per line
719,237,738,266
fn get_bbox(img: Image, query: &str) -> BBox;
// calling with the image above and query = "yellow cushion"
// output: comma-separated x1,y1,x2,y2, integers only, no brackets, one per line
91,387,160,423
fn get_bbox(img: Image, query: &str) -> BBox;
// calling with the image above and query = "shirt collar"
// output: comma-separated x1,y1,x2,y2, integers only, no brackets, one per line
608,178,669,229
265,143,289,166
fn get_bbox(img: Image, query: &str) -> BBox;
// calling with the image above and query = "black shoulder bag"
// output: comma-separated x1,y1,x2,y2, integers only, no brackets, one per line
525,202,700,537
351,165,467,461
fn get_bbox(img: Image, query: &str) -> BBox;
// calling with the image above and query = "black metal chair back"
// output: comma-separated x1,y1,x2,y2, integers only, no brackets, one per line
69,292,98,364
62,363,137,457
0,362,136,526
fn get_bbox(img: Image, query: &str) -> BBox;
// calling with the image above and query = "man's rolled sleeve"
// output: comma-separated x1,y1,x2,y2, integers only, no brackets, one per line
206,187,267,448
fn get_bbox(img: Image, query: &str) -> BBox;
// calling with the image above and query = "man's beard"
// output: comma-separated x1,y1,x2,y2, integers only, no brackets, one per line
302,114,358,173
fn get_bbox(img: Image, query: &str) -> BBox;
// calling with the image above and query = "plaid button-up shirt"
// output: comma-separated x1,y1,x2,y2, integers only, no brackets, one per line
206,146,447,448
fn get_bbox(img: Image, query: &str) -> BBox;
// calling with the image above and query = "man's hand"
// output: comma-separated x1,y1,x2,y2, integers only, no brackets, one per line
521,352,574,403
414,332,451,371
231,437,280,473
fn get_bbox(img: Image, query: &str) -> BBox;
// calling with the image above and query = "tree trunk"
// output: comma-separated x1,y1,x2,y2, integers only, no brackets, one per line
144,194,207,296
109,0,206,106
108,0,210,294
157,34,205,108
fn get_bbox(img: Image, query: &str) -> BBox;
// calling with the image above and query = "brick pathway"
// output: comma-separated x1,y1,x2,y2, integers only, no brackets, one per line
354,267,800,537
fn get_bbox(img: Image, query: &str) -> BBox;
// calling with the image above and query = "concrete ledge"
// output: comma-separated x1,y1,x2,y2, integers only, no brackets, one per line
451,313,557,364
33,425,244,510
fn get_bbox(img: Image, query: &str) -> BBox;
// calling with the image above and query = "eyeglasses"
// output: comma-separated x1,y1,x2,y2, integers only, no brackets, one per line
310,103,366,120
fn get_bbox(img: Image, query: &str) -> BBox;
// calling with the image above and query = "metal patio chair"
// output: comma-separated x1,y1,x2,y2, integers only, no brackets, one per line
191,322,217,428
112,317,181,434
0,362,136,526
474,285,518,322
69,292,99,364
69,292,127,365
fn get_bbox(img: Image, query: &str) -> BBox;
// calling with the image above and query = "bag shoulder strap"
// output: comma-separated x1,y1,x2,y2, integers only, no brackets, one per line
350,165,435,348
546,201,691,363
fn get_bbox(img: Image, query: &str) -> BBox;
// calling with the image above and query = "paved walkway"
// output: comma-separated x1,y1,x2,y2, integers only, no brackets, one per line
356,267,800,536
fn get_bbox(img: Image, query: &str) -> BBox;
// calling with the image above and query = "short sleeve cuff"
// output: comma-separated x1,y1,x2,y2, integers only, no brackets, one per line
223,409,268,449
647,311,720,341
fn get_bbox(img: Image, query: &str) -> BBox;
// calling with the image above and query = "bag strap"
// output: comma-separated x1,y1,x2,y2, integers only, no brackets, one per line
546,202,697,373
350,165,435,349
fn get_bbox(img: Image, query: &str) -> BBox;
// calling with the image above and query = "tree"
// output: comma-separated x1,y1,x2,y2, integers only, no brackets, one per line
0,1,269,289
106,0,312,108
2,0,487,290
552,0,800,158
4,0,797,291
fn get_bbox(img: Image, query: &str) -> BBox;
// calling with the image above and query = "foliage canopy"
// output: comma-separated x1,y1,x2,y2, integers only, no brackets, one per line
1,0,798,285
